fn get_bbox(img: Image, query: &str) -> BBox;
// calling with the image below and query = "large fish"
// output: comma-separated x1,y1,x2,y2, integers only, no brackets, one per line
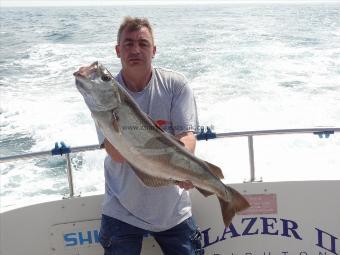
74,61,250,227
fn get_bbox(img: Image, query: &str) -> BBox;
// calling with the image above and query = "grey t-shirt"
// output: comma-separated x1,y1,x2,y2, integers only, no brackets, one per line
96,67,199,232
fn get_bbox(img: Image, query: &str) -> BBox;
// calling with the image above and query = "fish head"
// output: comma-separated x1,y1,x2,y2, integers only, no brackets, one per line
74,61,120,112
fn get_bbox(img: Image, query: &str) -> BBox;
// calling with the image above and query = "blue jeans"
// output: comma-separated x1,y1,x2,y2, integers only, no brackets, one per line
99,214,204,255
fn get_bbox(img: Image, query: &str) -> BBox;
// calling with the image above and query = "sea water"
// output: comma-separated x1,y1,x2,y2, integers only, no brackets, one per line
1,3,340,210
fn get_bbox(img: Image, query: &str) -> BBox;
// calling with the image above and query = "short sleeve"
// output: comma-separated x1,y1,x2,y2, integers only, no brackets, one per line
170,83,199,135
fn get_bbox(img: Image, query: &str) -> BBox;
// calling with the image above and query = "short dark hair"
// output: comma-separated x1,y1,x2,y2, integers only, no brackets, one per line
117,16,154,44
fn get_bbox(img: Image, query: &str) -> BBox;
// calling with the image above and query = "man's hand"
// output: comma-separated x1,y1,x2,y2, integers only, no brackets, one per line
103,139,125,163
177,180,194,190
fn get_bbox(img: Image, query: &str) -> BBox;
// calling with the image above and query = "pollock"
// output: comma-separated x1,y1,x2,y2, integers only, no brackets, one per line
74,61,250,227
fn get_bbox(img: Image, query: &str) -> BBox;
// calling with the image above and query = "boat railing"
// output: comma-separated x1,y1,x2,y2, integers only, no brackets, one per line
0,127,339,198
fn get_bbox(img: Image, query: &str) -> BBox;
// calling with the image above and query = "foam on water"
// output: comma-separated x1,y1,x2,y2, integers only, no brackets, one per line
1,3,340,210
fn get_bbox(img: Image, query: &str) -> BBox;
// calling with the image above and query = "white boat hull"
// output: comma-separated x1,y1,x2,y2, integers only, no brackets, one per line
1,181,339,255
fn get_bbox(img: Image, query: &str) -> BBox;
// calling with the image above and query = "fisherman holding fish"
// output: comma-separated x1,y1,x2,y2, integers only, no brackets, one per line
74,16,249,255
76,17,203,254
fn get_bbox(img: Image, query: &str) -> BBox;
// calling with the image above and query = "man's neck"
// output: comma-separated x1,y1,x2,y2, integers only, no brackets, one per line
121,67,153,92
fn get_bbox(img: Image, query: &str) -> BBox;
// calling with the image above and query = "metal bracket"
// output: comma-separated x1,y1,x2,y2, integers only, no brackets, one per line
196,126,217,141
313,131,334,138
51,141,71,156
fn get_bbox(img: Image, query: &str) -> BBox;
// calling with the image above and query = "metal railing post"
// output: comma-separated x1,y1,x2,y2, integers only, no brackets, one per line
248,135,256,182
65,154,75,197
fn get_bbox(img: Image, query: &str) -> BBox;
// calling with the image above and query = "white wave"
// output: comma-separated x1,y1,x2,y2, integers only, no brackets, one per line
1,4,340,209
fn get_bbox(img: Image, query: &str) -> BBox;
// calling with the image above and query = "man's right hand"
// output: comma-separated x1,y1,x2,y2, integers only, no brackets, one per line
103,139,125,163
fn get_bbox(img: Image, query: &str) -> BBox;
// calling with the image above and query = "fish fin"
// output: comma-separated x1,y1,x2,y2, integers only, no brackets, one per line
196,187,214,197
227,186,250,212
219,185,250,227
128,162,174,187
204,161,224,179
218,198,236,228
112,112,120,133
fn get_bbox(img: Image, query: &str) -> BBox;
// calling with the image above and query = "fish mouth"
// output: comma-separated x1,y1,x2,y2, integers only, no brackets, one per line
73,61,99,79
73,62,99,93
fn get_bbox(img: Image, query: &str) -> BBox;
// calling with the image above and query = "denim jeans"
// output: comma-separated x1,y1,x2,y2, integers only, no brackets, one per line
99,214,204,255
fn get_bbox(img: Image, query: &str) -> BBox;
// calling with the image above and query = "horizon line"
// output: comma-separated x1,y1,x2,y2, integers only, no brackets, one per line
1,0,340,7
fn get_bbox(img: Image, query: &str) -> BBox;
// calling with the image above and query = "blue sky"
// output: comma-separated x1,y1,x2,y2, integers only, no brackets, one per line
1,0,339,7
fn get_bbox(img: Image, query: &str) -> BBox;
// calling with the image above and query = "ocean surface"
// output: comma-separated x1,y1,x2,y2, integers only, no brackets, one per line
1,3,340,210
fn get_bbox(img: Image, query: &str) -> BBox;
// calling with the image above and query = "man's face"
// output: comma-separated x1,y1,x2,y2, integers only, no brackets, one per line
116,26,156,71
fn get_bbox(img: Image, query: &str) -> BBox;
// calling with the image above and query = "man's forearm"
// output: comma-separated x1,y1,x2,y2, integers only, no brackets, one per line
176,131,196,154
175,131,196,190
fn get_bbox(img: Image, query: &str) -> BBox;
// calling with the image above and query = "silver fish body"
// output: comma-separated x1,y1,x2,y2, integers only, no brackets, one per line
74,61,250,227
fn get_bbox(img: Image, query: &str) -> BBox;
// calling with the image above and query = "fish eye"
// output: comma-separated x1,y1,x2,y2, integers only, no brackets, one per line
101,74,111,82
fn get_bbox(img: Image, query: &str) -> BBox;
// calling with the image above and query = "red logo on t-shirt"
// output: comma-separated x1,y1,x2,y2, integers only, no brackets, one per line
155,119,169,127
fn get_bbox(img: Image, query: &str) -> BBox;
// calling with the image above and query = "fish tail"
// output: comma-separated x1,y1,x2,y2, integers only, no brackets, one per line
218,186,250,227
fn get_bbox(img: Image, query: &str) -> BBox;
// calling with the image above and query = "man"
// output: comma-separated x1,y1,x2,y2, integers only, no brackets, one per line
79,17,202,255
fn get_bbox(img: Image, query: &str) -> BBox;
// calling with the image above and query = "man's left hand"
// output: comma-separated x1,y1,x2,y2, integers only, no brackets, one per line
177,181,194,190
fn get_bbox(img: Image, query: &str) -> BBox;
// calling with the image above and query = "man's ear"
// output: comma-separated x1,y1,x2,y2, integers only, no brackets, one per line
115,45,120,58
152,46,157,58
